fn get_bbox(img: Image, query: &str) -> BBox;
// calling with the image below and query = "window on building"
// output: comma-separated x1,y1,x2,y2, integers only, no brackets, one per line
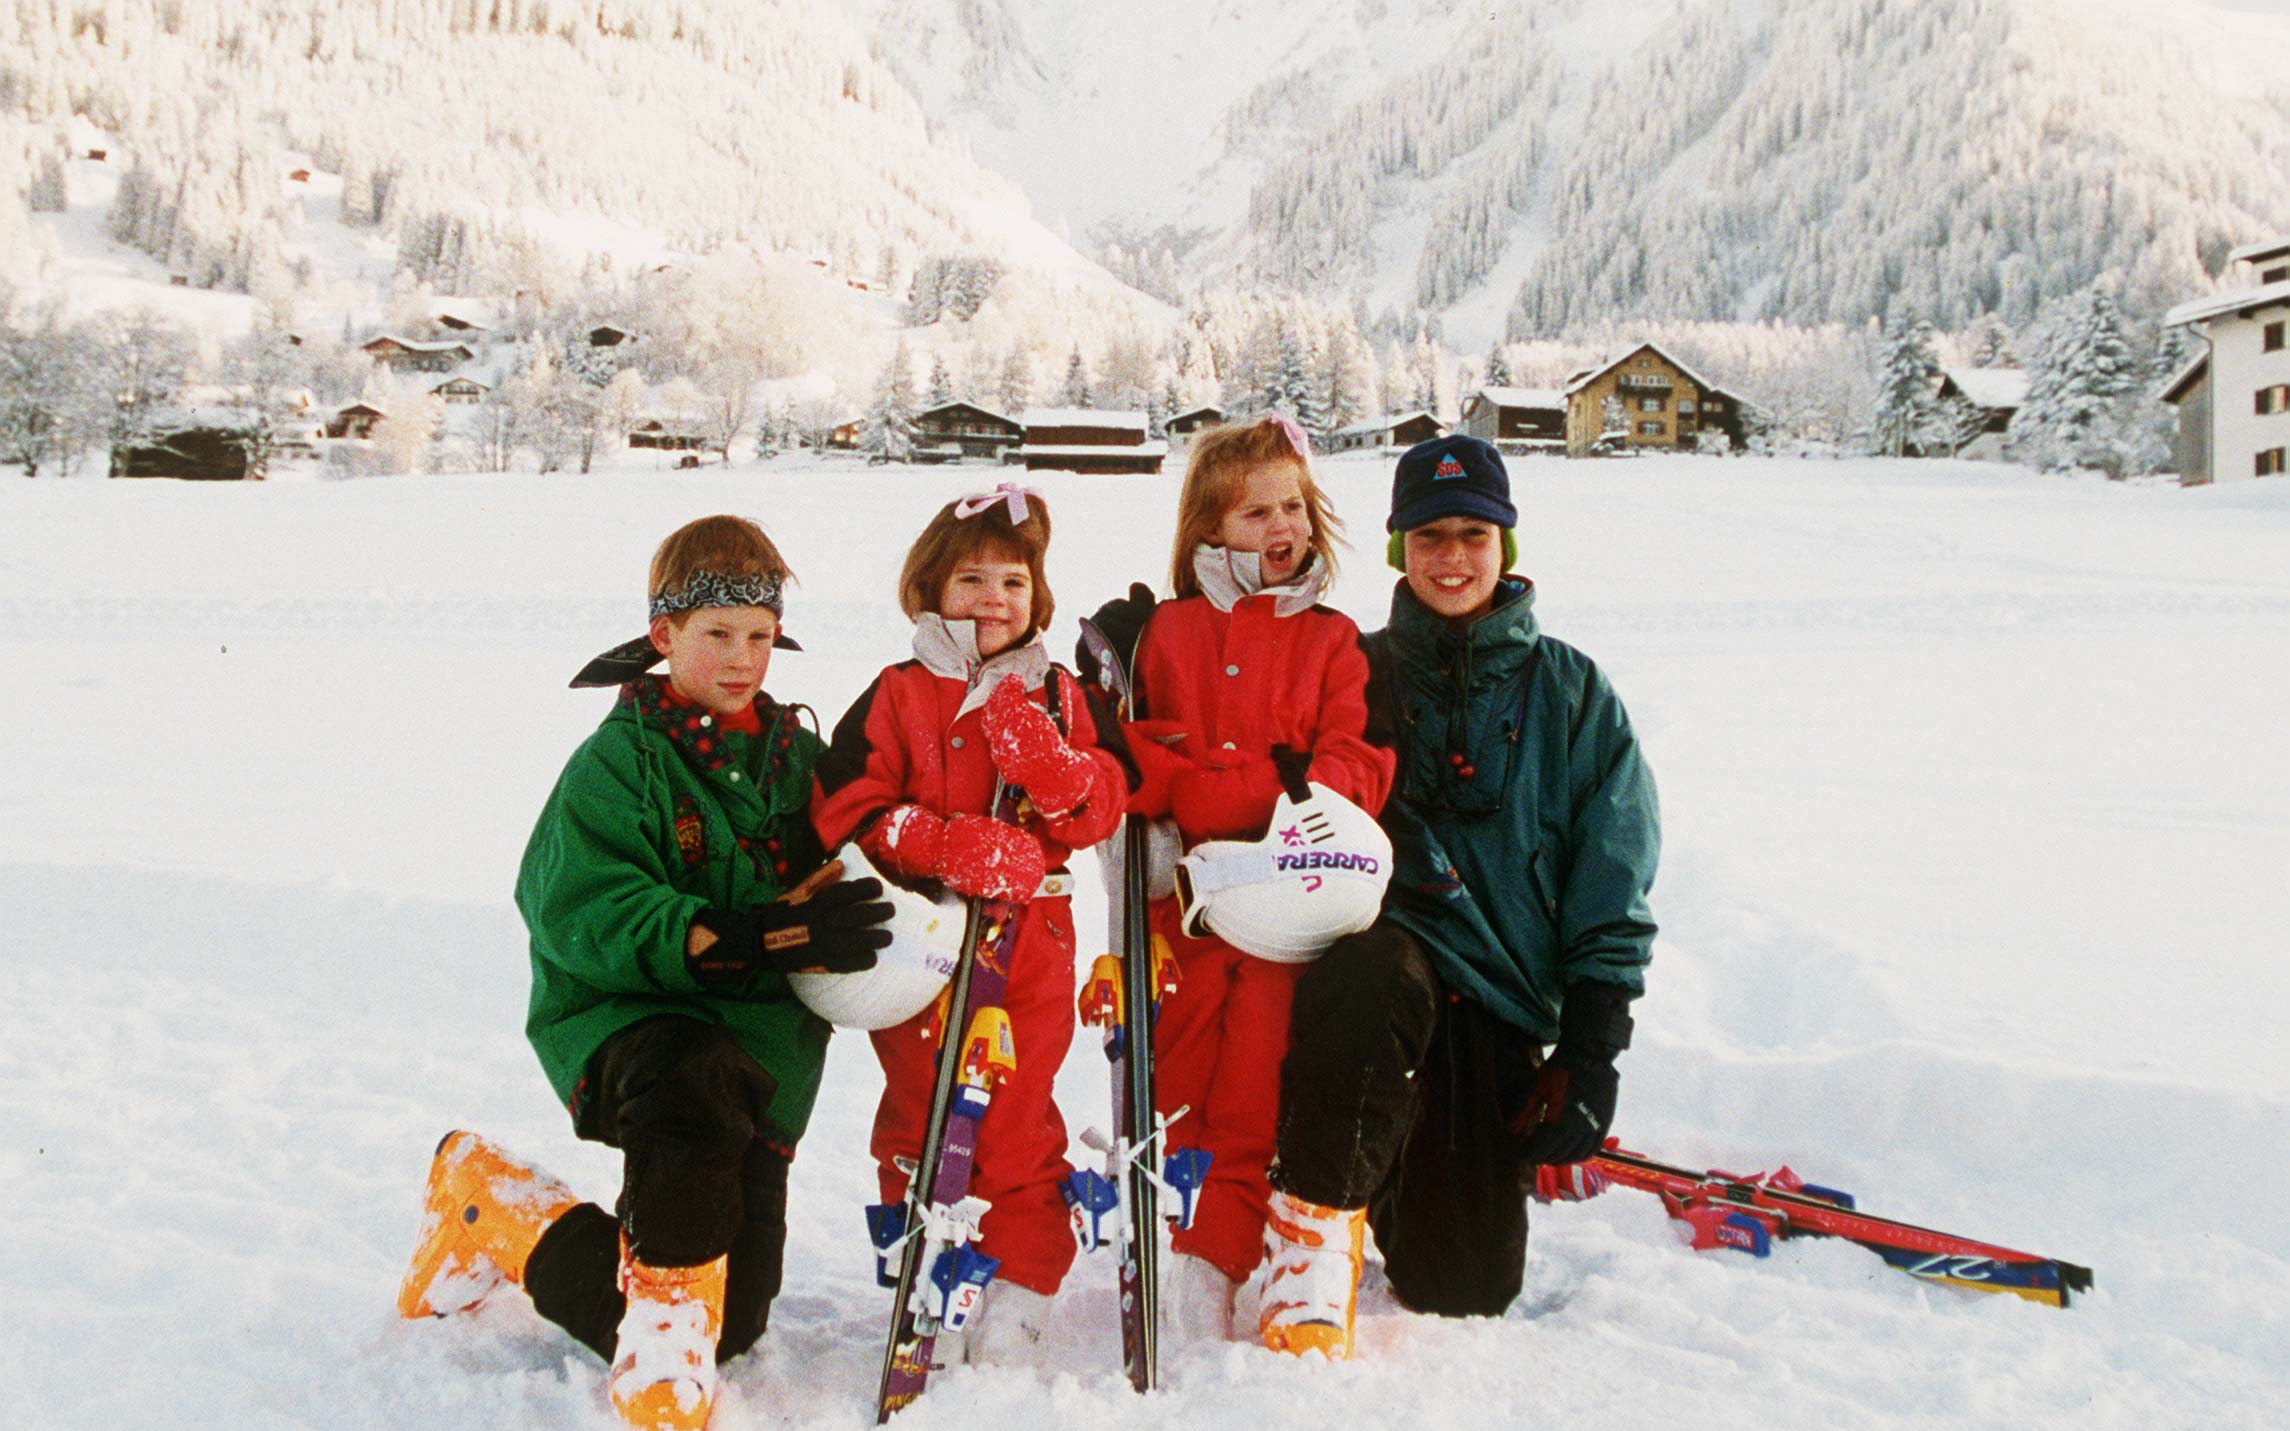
1638,420,1664,436
1678,399,1697,414
2258,386,2288,415
1639,397,1662,412
2263,267,2289,285
2266,321,2287,353
2260,447,2286,477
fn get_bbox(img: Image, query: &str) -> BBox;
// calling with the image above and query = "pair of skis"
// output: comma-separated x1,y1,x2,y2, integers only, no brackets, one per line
872,624,1205,1420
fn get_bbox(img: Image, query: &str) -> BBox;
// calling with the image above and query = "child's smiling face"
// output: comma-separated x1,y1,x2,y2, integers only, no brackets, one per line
1216,462,1311,584
939,552,1035,658
650,605,780,717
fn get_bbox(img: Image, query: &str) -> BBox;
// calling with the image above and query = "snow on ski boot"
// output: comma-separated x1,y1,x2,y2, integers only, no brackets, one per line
1257,1190,1364,1360
1165,1250,1238,1343
966,1282,1057,1368
610,1246,728,1431
397,1130,579,1319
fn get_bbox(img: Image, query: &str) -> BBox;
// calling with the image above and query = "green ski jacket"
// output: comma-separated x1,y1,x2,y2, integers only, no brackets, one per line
515,678,831,1143
1368,578,1659,1040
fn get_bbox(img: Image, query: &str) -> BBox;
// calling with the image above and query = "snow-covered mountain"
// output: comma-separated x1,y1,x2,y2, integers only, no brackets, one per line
869,0,2290,348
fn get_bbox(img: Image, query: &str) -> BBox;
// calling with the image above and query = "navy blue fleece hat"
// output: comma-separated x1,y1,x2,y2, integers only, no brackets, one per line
1387,434,1518,532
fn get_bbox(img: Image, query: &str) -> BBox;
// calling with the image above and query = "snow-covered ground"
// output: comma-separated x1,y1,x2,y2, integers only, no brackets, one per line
4,452,2286,1430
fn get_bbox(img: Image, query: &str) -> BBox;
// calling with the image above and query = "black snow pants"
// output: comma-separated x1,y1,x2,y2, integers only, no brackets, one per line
1270,923,1545,1317
522,1015,790,1363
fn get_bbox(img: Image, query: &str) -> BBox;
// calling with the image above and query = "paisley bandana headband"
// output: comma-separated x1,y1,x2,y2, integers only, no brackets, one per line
648,569,787,620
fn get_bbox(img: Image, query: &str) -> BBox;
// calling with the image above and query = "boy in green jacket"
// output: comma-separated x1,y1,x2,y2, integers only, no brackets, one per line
395,515,895,1431
1256,436,1660,1360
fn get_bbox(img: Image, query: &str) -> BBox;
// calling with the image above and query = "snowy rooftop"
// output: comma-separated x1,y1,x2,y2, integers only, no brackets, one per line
1334,410,1439,437
918,400,1019,425
1940,367,2029,410
1564,343,1724,397
364,335,476,354
2227,234,2290,267
2156,349,2209,404
1473,386,1567,410
1019,408,1149,430
2165,279,2290,328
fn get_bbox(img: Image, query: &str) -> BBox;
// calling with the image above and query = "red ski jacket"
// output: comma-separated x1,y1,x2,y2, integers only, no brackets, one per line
1127,594,1394,842
811,660,1129,876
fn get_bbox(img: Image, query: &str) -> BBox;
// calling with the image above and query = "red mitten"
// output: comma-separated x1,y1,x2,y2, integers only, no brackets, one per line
862,805,949,884
939,813,1047,902
982,675,1095,815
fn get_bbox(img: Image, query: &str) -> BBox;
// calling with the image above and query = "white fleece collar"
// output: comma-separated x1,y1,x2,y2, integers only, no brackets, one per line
911,615,1052,720
1190,544,1331,618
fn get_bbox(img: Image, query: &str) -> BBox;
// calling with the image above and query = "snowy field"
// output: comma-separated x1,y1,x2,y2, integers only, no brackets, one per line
4,451,2287,1430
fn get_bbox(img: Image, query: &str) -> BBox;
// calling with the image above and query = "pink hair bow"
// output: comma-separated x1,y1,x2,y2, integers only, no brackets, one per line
953,482,1042,525
1266,411,1313,460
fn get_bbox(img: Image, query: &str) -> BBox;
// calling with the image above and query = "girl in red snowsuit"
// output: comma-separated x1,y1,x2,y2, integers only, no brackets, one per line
1113,416,1395,1335
811,486,1129,1359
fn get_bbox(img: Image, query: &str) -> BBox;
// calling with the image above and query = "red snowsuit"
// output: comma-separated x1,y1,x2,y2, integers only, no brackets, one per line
1125,590,1395,1280
812,651,1128,1295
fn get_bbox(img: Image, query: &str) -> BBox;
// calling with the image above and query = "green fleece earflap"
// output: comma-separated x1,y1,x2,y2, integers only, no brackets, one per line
1388,529,1519,571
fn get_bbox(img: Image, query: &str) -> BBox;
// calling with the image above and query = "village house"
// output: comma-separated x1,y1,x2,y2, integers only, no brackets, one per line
628,420,710,452
824,415,865,451
1934,367,2030,460
1165,405,1225,442
1459,388,1567,453
1018,408,1166,474
361,336,475,374
113,425,256,480
1327,410,1445,453
1562,343,1745,456
913,401,1024,462
2161,234,2290,485
431,375,490,406
326,403,386,440
586,324,637,349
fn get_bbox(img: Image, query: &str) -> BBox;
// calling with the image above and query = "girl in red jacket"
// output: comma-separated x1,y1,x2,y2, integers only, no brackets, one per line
811,485,1130,1365
1113,415,1396,1340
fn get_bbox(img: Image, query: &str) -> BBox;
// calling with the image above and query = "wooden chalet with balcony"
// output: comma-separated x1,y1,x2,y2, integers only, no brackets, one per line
914,401,1024,462
1933,367,2029,460
1018,408,1167,474
362,336,475,374
629,420,710,452
1166,405,1225,441
1563,343,1744,455
325,403,386,440
1459,388,1567,453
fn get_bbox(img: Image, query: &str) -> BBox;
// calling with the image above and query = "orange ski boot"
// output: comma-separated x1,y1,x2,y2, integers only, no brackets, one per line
396,1130,580,1320
610,1246,729,1431
1257,1189,1366,1360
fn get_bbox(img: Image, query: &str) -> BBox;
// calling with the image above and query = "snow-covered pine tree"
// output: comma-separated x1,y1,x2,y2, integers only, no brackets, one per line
1060,344,1092,407
1485,339,1514,387
1870,319,1947,457
925,353,953,408
996,343,1033,415
2008,289,2143,476
1966,312,2017,369
863,337,919,461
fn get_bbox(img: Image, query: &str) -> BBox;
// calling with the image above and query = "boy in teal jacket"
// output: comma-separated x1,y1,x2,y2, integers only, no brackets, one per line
1256,437,1659,1360
394,516,894,1431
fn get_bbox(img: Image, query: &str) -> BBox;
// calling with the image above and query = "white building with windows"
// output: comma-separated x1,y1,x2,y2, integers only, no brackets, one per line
2161,235,2290,485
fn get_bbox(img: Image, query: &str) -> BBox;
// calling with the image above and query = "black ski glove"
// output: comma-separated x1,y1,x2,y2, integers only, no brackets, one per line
1076,583,1157,689
1515,982,1635,1166
686,872,894,996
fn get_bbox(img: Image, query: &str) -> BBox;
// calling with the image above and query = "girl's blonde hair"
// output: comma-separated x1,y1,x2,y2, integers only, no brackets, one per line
649,515,794,618
1167,417,1344,598
898,492,1056,638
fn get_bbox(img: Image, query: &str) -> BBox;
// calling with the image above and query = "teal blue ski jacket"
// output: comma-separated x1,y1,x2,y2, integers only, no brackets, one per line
1367,578,1659,1040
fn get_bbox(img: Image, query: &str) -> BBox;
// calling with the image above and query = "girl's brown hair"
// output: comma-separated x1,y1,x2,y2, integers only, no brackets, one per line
1167,417,1345,598
649,514,794,614
898,492,1056,638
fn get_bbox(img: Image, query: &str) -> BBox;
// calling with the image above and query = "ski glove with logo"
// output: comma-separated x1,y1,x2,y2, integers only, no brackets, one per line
1076,583,1157,689
869,805,1047,904
982,674,1094,817
686,862,894,995
1515,981,1635,1167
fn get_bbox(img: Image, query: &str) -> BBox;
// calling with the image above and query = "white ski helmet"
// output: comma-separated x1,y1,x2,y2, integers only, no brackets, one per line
787,843,966,1029
1174,782,1393,962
